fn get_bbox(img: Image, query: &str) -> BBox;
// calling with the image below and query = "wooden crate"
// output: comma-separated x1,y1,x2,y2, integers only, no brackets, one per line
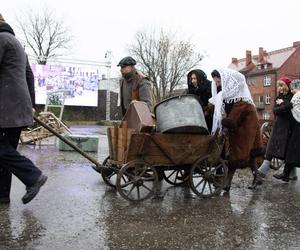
107,121,134,163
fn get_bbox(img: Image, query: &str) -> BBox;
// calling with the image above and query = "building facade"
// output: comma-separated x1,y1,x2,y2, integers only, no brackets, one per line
229,42,300,120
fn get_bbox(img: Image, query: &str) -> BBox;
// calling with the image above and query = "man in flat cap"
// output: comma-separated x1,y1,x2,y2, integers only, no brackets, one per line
117,56,153,116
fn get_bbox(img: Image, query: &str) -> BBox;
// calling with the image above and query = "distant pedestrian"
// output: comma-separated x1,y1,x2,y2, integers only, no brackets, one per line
0,14,47,204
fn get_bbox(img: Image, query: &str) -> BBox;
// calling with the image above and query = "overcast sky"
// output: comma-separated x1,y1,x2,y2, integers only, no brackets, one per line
2,0,300,78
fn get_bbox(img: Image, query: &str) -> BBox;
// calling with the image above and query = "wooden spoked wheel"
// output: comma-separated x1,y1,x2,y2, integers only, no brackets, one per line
116,160,159,201
101,156,122,188
162,169,189,186
261,122,272,146
260,122,284,170
189,156,228,198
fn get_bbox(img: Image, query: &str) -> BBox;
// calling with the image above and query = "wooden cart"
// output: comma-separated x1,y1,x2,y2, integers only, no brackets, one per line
101,122,228,201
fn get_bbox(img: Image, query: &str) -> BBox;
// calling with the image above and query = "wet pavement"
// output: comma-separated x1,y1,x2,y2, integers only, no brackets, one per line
1,125,300,250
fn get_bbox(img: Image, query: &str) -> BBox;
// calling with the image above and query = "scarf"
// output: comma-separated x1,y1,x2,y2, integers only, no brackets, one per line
0,22,15,36
210,68,254,135
291,90,300,123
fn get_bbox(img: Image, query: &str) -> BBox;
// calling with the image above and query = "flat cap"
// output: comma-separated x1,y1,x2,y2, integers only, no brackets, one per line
117,56,136,67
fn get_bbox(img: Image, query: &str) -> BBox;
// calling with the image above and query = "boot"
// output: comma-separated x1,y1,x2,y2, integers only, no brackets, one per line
273,173,289,182
257,160,271,178
273,168,298,181
223,167,236,192
273,165,291,182
248,157,263,189
289,167,298,181
22,174,48,204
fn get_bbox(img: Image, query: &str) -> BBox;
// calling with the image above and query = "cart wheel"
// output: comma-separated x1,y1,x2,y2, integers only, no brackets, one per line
163,169,189,186
116,160,158,202
190,156,228,198
260,123,284,171
261,122,271,146
270,158,284,170
101,156,121,188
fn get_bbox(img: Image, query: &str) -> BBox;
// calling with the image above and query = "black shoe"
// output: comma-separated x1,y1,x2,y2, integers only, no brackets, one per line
273,173,289,182
0,197,10,204
289,176,298,181
22,174,48,204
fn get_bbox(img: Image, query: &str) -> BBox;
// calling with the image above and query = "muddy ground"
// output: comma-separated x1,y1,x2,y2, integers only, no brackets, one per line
0,125,299,250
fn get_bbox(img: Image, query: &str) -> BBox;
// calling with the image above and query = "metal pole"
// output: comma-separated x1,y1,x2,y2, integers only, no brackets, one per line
105,51,112,120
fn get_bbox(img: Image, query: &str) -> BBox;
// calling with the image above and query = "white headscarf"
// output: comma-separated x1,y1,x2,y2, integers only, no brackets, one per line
291,90,300,123
209,68,254,135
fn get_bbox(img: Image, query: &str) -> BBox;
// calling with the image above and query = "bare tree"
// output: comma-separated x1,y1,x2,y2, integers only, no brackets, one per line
16,7,73,65
129,29,204,101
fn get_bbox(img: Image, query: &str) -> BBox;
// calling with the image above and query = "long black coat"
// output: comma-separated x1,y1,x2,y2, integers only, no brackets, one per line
187,69,212,131
285,117,300,165
265,93,293,159
0,23,33,128
187,69,212,108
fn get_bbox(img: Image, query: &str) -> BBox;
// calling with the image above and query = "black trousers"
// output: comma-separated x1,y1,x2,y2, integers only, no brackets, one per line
0,128,41,198
283,163,295,177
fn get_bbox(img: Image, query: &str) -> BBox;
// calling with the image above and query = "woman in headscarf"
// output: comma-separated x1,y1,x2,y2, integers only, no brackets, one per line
210,68,263,191
274,79,300,181
187,69,212,131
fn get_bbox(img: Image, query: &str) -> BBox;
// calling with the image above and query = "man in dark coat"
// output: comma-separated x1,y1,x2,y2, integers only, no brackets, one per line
92,56,154,174
0,14,47,204
187,69,212,131
0,55,36,204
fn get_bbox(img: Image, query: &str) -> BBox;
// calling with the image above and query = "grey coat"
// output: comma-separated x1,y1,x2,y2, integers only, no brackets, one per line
0,25,33,128
120,71,152,116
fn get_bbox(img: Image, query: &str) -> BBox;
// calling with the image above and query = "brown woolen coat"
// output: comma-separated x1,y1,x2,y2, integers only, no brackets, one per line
222,101,263,167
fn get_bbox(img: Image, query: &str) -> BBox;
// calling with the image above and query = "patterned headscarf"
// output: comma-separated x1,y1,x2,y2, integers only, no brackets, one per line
210,68,254,134
291,79,300,90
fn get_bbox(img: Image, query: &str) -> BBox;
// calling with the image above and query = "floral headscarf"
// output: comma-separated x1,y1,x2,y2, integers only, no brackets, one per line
210,68,254,134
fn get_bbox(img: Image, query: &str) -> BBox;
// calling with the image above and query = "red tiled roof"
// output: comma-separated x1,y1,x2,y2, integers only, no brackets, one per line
229,46,296,71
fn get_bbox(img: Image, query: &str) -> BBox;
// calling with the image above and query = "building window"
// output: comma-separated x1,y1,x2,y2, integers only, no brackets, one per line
262,111,270,120
259,95,264,103
265,94,271,104
257,65,262,70
263,75,271,86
